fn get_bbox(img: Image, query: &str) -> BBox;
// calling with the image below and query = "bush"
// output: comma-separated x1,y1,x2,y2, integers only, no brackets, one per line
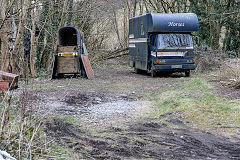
195,49,228,73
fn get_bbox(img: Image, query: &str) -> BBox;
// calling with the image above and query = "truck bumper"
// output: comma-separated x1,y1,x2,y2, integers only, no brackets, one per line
153,64,196,72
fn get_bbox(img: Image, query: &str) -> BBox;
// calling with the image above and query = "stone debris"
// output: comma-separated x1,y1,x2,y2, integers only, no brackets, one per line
0,150,16,160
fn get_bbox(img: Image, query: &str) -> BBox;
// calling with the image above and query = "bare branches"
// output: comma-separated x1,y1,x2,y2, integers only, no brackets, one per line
0,0,239,74
0,0,16,31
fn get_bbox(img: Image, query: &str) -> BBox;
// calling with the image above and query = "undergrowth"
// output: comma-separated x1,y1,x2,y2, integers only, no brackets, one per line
196,49,240,89
195,49,226,73
210,59,240,89
0,90,50,159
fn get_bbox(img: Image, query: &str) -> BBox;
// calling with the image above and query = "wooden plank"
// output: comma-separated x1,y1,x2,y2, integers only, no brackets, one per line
51,55,58,79
58,46,77,52
0,71,18,78
57,56,79,74
81,55,94,79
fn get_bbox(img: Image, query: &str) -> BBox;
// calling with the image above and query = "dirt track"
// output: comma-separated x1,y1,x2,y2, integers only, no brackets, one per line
15,60,240,159
46,119,240,159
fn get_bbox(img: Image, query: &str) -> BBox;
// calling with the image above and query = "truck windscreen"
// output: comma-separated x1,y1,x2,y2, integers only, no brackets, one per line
157,34,193,49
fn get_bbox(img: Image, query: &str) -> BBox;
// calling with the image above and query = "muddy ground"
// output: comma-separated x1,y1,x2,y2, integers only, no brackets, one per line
46,119,240,159
13,60,240,159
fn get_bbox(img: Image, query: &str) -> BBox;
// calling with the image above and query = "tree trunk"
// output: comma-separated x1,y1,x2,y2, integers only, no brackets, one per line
11,0,29,74
144,0,150,13
160,0,169,13
0,28,9,72
133,0,137,17
123,3,129,48
48,1,58,72
113,10,122,48
208,1,214,50
59,0,69,27
30,7,36,78
66,0,74,26
48,0,69,72
139,0,144,15
215,21,221,50
0,0,9,72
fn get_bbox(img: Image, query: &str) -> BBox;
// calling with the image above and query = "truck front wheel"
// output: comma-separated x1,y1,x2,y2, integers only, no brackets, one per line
151,67,157,77
185,71,190,77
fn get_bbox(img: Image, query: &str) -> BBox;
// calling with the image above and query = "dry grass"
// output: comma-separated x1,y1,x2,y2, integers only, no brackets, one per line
195,49,240,89
195,49,227,72
209,58,240,88
0,90,51,159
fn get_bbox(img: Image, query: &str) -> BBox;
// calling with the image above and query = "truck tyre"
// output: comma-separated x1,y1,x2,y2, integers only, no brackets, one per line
185,71,190,77
151,68,157,77
58,73,64,79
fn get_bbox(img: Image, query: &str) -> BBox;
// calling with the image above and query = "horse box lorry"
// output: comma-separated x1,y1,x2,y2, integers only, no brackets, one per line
129,13,199,77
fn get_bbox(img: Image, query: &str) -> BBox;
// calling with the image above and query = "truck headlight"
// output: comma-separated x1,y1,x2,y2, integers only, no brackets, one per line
187,59,195,63
156,60,166,64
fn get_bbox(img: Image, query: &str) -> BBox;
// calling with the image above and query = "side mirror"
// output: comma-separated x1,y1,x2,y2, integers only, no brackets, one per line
195,36,199,45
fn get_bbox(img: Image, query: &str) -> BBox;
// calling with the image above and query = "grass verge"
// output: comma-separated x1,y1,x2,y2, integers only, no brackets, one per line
148,78,240,135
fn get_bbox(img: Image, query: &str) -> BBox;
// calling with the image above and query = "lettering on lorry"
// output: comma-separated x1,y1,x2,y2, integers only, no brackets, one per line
168,22,185,27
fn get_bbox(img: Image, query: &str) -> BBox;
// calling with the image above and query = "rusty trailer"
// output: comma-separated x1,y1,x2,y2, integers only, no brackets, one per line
0,71,19,91
52,26,93,79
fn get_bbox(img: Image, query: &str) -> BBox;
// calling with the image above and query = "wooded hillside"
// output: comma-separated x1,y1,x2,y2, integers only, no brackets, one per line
0,0,239,77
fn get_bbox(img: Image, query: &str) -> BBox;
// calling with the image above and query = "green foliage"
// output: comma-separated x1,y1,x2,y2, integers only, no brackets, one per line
189,0,240,53
189,0,210,45
36,0,52,70
145,0,239,53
